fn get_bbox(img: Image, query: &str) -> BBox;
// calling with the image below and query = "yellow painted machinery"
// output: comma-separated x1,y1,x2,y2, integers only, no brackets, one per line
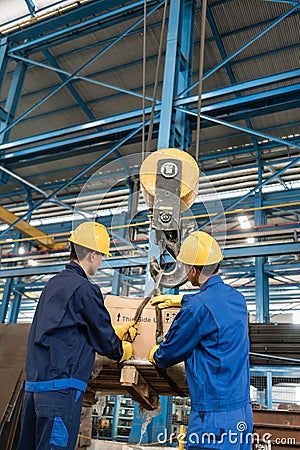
140,148,199,288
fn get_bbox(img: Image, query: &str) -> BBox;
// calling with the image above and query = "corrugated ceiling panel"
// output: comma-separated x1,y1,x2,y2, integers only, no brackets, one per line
0,0,29,23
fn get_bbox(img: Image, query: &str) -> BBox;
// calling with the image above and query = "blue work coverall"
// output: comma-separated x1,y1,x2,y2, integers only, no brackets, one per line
18,261,123,450
154,275,252,450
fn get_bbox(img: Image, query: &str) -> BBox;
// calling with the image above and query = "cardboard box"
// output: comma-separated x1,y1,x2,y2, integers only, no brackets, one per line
105,295,178,360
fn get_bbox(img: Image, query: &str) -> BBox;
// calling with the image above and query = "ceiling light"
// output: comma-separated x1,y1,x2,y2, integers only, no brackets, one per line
28,259,38,266
238,215,251,229
18,247,25,255
247,237,255,244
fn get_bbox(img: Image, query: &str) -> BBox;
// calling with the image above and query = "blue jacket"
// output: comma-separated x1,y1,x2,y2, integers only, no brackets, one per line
154,275,250,412
26,261,122,385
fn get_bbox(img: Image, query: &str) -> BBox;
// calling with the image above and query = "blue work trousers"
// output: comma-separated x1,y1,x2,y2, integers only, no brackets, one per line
17,388,83,450
186,403,253,450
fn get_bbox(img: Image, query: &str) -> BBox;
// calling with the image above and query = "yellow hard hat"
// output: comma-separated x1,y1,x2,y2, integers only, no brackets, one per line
68,222,111,256
177,231,224,266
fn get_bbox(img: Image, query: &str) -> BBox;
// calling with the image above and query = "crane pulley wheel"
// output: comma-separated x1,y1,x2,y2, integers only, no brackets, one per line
140,148,199,212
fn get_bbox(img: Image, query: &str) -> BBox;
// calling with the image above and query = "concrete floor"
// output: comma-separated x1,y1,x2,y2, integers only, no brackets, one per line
90,442,169,450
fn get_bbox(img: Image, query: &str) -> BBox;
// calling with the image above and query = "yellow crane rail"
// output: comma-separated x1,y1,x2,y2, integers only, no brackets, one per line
0,205,54,249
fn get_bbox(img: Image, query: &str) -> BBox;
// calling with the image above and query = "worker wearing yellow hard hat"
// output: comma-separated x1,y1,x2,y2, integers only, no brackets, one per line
68,221,111,256
149,231,252,450
18,221,136,450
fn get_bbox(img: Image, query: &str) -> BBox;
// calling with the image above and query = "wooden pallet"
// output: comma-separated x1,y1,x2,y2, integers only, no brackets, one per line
85,356,189,410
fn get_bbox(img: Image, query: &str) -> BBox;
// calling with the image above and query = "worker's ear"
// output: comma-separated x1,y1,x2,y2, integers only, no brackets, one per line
191,266,199,276
88,251,96,261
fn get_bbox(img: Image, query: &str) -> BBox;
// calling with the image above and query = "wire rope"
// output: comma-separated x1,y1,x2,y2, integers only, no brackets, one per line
195,0,207,163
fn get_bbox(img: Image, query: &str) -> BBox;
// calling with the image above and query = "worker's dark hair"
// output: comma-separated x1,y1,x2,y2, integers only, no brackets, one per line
193,262,220,277
70,241,93,261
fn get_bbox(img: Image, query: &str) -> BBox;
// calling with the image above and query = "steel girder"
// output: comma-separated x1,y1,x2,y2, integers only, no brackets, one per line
1,67,300,164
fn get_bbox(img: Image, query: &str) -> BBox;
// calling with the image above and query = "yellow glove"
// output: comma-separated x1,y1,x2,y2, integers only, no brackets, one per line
148,344,159,364
119,341,133,363
150,294,183,309
114,321,138,342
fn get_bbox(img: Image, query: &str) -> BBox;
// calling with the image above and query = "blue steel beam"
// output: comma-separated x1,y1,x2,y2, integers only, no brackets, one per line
254,191,269,323
4,19,298,112
0,278,13,322
7,1,162,56
0,107,8,122
0,106,155,156
3,87,298,159
267,272,300,289
3,2,296,66
6,0,299,53
24,0,36,16
146,0,195,299
224,242,300,258
0,66,299,156
1,241,300,278
0,256,148,278
0,164,87,216
6,50,300,121
1,2,164,139
43,49,95,121
9,53,155,104
179,1,300,97
0,114,157,238
198,112,300,151
169,0,194,149
0,61,26,143
18,85,299,149
157,0,181,148
6,0,148,44
176,77,300,111
10,261,300,279
0,38,9,95
183,107,300,228
265,263,300,272
206,1,261,195
41,49,128,173
8,8,293,74
262,0,299,5
1,76,299,165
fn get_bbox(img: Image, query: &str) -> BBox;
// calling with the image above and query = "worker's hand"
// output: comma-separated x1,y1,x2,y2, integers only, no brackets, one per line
150,294,183,309
148,344,159,364
114,321,138,342
119,341,133,363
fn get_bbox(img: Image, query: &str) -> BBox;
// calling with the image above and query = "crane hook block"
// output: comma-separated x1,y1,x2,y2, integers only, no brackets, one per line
139,148,199,213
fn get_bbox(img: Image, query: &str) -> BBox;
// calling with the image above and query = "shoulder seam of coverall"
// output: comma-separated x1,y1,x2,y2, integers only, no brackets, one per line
79,283,103,309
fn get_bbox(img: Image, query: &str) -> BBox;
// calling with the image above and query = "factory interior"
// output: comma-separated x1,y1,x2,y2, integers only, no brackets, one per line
1,0,300,448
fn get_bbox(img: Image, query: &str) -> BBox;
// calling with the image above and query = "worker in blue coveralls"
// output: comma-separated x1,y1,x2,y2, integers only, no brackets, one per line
18,221,137,450
149,231,252,450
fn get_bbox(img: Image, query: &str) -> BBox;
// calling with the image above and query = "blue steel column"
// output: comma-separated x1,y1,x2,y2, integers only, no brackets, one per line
8,191,34,322
170,0,194,149
145,0,195,296
0,235,22,323
0,278,14,323
158,0,194,150
0,60,27,143
0,38,10,126
0,38,9,92
266,371,273,410
255,151,269,322
111,212,127,296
